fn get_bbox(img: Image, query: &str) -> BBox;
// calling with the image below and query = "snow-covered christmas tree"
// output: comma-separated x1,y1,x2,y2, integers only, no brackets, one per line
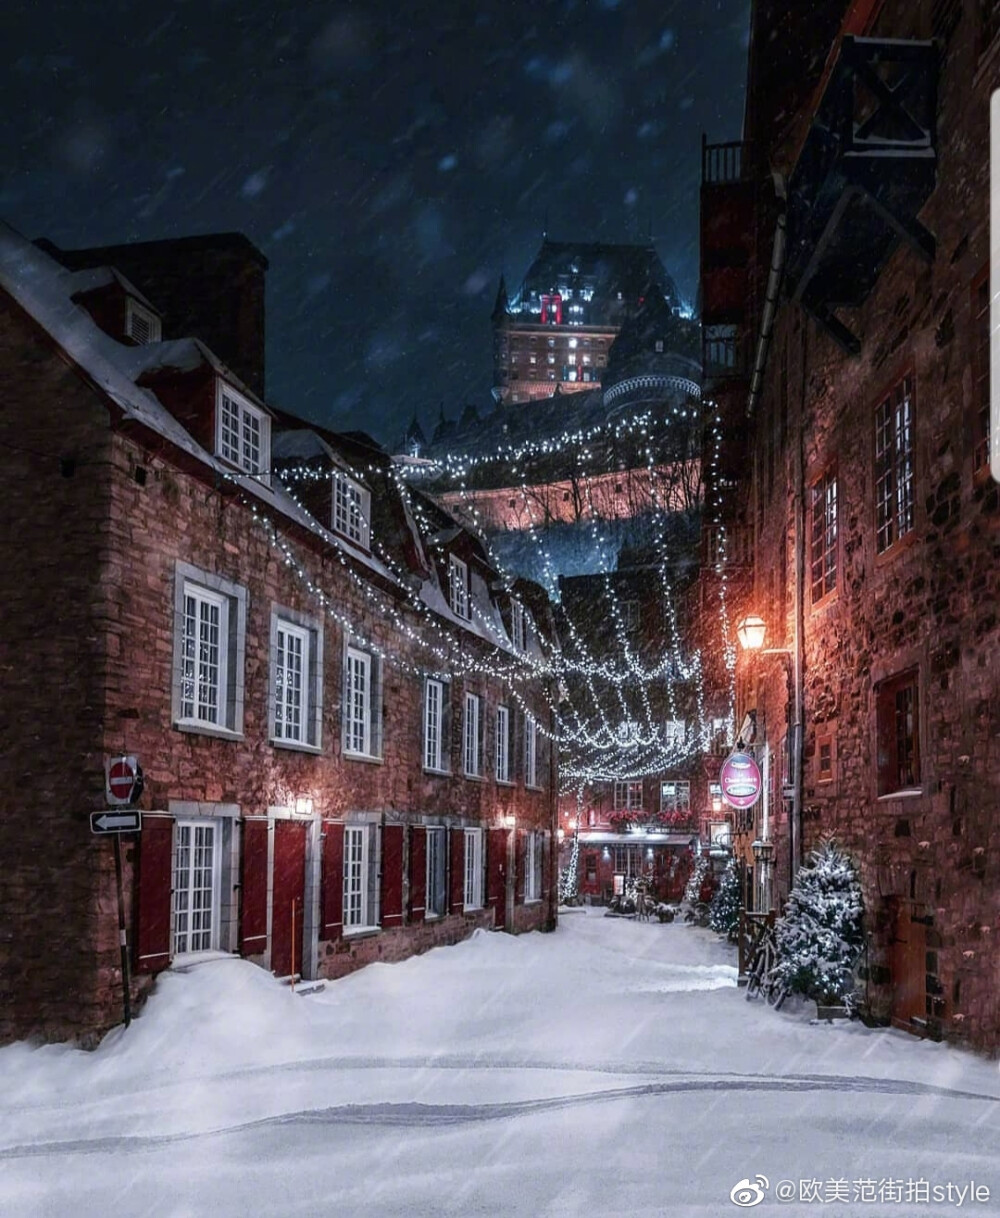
558,831,580,905
708,857,741,938
774,838,865,1004
683,851,709,905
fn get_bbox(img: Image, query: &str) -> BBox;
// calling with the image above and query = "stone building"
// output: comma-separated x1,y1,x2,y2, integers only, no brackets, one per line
700,0,999,1052
0,222,559,1047
491,238,686,405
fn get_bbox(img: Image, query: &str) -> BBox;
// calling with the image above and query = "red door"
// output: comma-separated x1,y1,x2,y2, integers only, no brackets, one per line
889,898,927,1029
271,820,307,979
488,828,508,930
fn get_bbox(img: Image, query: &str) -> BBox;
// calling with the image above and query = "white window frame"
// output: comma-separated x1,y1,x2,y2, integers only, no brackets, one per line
342,823,381,934
511,600,527,651
425,826,447,919
332,471,372,550
614,781,643,811
449,555,470,619
172,819,222,958
125,296,161,345
424,678,448,773
525,831,543,903
464,692,482,777
173,563,247,738
463,827,484,910
343,644,383,761
215,381,270,479
270,608,323,751
496,705,511,783
660,780,691,814
274,619,308,743
664,719,687,750
524,713,539,789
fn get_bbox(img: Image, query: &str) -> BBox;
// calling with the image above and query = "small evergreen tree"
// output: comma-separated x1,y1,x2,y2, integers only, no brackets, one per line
708,857,741,938
683,852,709,905
559,831,580,904
774,839,865,1004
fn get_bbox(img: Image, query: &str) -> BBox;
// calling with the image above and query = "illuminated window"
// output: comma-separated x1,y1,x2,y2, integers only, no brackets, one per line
613,781,643,811
809,467,838,603
874,376,914,554
659,781,691,815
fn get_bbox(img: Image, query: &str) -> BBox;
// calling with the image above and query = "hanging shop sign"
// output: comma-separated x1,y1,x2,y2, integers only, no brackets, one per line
719,750,762,810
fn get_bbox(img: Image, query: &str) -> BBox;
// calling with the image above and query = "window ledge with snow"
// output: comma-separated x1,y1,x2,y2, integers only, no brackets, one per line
877,788,924,802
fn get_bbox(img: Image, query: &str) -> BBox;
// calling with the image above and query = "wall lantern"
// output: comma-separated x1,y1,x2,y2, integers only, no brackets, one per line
502,814,517,829
294,796,314,816
736,614,767,651
557,828,565,843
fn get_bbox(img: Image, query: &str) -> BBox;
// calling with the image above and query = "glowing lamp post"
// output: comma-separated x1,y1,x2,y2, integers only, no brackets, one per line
736,613,767,651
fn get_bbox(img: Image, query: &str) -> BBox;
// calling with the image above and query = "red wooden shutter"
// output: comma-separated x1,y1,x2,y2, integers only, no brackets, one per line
487,828,507,929
135,815,173,973
322,822,345,940
409,826,427,922
449,827,465,914
239,819,269,956
541,832,550,898
381,824,404,928
515,830,526,904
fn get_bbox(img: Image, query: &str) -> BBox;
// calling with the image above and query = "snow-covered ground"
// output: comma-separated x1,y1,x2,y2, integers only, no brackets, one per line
2,909,999,1217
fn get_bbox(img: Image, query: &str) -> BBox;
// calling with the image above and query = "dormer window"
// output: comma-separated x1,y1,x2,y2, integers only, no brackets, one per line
126,297,161,345
216,382,270,478
511,600,528,651
449,555,470,619
331,472,371,549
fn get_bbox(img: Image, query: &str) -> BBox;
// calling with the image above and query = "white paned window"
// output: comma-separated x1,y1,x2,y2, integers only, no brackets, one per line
180,584,228,726
463,827,484,910
664,719,687,749
525,713,538,788
215,382,269,478
274,621,308,743
496,705,511,782
125,297,161,345
343,824,380,932
511,601,527,651
660,781,691,815
172,821,218,955
344,646,382,759
424,678,447,771
332,472,372,549
426,826,447,918
525,831,543,902
464,692,482,777
449,555,470,619
614,781,643,811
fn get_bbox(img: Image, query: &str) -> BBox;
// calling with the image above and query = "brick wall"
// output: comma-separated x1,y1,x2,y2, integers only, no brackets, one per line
729,0,1000,1053
0,303,558,1045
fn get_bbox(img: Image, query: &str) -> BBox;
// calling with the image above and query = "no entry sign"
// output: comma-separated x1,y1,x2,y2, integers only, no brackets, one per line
105,756,140,806
719,750,762,810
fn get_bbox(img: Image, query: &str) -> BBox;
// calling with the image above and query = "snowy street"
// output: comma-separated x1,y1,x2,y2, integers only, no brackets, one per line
2,910,999,1218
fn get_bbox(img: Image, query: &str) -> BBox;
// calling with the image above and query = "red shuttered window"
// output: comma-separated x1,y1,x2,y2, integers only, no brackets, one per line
135,816,174,973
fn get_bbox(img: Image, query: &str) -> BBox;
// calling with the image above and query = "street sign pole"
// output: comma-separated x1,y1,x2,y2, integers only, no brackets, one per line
113,835,132,1029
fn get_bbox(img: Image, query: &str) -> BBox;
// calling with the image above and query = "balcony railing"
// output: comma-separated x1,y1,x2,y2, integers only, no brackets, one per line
702,138,746,186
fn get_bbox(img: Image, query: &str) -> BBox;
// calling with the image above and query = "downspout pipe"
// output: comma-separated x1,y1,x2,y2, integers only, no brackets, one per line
746,173,788,420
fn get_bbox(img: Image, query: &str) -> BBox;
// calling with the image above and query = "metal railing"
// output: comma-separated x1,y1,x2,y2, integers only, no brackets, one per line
702,138,746,185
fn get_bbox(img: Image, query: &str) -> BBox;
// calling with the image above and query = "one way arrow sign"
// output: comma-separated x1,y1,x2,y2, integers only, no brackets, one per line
91,810,142,835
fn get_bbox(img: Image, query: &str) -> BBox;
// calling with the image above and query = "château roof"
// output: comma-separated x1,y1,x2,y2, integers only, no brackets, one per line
507,238,680,323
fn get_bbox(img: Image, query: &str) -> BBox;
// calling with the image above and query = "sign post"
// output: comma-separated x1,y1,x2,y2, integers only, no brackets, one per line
97,755,143,1030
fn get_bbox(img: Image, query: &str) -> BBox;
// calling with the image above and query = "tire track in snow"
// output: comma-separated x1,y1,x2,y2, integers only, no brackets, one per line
1,1074,996,1158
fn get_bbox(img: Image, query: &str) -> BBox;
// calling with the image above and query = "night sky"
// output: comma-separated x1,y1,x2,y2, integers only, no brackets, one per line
3,0,750,446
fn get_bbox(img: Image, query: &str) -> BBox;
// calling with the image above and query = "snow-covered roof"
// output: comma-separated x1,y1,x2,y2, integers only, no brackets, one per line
271,428,363,481
0,220,396,585
66,265,160,314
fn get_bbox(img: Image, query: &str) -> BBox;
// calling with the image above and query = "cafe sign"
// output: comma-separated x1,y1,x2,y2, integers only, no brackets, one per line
719,750,762,810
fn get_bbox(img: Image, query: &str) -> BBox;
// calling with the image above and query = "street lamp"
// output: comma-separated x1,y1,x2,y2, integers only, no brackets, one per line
736,613,790,656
